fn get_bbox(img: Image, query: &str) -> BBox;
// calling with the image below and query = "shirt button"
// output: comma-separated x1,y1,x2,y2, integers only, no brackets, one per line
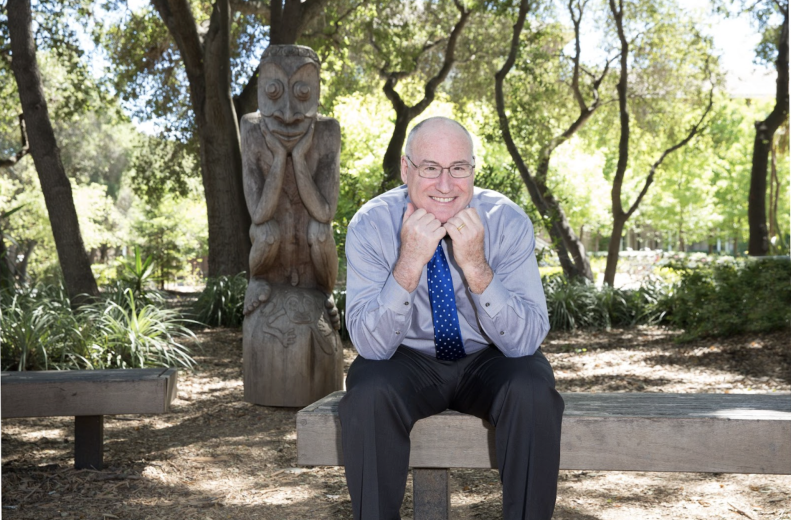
395,331,401,335
485,302,490,307
404,301,409,306
500,331,505,335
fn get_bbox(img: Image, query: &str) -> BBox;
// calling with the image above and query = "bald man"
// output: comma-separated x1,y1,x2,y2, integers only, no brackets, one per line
339,117,564,520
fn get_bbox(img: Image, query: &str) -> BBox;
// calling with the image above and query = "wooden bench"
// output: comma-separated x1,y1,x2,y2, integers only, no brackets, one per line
297,391,791,519
1,368,178,470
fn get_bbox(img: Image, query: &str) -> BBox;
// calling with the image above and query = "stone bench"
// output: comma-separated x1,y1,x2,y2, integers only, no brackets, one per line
297,391,791,519
1,368,178,470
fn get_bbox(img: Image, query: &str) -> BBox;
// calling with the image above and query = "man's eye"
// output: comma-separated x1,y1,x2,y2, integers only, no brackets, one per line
451,165,467,172
423,165,440,172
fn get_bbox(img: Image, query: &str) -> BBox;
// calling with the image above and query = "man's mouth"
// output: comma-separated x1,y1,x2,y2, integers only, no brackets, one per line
431,196,455,203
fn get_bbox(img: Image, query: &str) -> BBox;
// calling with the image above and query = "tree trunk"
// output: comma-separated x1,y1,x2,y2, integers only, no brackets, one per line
152,0,249,277
748,9,788,256
381,106,411,191
535,159,593,280
7,0,99,303
603,215,626,288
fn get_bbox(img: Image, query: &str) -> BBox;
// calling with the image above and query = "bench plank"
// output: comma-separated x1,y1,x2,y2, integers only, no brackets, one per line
1,368,178,418
297,391,791,474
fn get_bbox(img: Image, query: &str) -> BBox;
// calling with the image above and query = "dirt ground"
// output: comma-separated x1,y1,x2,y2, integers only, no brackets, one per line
2,326,790,519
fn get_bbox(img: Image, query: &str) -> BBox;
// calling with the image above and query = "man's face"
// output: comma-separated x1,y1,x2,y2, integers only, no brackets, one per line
400,123,475,224
259,59,319,151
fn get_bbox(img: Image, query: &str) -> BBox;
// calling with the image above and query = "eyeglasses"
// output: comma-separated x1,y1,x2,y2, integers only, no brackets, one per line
405,155,475,179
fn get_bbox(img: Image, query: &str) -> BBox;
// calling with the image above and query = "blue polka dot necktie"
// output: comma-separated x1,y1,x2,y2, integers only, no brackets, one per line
427,242,466,361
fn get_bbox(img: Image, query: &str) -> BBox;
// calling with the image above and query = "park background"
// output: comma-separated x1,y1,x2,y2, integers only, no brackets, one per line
1,0,790,518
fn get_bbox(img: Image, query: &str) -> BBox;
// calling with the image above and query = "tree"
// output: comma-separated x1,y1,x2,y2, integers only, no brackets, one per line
373,0,472,191
495,0,612,281
6,0,98,301
602,0,714,286
100,0,333,278
747,0,789,256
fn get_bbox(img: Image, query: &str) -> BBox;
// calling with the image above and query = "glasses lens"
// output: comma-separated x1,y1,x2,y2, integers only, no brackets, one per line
417,163,474,178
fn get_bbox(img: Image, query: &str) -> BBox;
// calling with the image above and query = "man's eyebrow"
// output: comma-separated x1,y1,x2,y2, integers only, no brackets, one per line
419,159,473,165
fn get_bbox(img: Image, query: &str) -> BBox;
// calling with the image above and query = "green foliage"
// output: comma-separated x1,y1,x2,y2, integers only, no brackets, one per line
665,257,791,338
542,274,671,332
117,245,156,300
0,282,196,371
193,273,247,328
81,288,196,369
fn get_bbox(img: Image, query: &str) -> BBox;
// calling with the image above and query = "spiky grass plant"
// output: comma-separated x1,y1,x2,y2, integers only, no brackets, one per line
193,273,247,327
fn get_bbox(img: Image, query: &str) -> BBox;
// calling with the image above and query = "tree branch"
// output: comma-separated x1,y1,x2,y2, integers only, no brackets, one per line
150,0,205,82
229,0,270,17
626,79,715,219
609,0,629,219
411,0,471,116
0,115,30,169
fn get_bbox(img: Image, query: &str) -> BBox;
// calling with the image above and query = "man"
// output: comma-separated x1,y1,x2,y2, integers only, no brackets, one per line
339,117,564,520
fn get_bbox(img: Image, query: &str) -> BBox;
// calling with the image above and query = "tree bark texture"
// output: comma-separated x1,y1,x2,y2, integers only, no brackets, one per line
748,6,788,256
152,0,250,277
7,0,99,302
494,0,594,281
379,0,471,191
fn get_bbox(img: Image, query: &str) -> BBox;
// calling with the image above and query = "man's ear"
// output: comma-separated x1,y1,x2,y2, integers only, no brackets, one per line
400,156,409,185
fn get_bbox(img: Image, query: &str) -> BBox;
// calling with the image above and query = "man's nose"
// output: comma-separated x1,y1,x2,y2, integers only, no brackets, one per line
274,97,305,125
435,169,453,191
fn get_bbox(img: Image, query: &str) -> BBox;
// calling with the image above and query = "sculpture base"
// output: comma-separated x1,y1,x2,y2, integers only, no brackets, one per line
243,284,343,407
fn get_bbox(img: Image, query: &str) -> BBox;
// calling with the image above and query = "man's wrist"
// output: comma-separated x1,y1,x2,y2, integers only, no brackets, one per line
393,257,423,293
464,262,494,294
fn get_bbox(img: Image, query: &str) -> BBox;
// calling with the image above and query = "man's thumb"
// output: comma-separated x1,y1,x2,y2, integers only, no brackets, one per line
403,202,415,222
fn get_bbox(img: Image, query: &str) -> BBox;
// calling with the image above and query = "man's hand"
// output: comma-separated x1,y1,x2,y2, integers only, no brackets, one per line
444,208,493,294
393,203,446,292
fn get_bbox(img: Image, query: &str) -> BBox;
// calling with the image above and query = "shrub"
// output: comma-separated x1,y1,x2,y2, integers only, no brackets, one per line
666,257,791,338
82,289,196,369
0,283,197,371
193,273,247,327
543,275,607,331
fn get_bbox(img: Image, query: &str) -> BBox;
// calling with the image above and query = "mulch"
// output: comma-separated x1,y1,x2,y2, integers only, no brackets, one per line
2,326,789,519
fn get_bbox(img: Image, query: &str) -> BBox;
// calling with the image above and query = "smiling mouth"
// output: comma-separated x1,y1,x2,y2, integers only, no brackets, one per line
431,196,455,203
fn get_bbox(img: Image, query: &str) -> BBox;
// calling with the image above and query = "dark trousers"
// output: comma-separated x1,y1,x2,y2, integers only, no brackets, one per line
338,345,564,520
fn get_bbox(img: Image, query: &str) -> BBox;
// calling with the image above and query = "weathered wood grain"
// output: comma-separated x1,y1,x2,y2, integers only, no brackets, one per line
1,368,178,418
297,391,791,474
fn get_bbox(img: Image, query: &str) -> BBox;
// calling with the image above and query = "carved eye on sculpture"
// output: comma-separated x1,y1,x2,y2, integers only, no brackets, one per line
265,80,284,100
293,81,312,102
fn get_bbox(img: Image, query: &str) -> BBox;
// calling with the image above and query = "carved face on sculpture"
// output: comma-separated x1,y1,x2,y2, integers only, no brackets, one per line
259,46,320,152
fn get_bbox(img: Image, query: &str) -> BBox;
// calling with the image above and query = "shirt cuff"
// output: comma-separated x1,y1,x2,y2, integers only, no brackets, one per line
470,273,509,318
378,272,415,315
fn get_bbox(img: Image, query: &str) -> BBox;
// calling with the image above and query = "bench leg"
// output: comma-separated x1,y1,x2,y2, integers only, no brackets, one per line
74,415,104,470
413,468,449,520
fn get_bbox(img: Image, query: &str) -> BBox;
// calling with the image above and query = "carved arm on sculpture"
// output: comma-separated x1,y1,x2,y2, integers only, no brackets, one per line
291,123,334,223
251,125,289,225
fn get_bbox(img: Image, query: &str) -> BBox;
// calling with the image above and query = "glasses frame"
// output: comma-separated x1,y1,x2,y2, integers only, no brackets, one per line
405,155,475,179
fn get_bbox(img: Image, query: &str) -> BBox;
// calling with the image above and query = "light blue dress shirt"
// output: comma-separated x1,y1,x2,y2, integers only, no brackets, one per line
345,185,549,360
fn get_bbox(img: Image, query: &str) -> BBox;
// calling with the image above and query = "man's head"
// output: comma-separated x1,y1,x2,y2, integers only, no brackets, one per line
258,45,320,151
400,117,476,224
